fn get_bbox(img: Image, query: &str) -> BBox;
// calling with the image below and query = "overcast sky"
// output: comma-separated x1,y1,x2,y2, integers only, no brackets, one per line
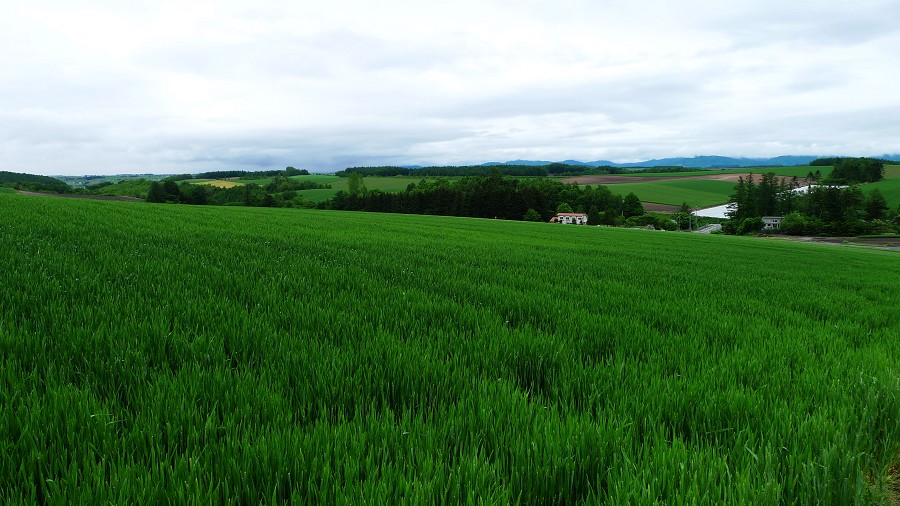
2,0,899,175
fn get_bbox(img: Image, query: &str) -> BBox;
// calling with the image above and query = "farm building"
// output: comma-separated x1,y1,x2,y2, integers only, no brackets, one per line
762,216,783,230
550,212,588,225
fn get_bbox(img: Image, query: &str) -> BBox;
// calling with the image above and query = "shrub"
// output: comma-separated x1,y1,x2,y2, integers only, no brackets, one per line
735,217,763,235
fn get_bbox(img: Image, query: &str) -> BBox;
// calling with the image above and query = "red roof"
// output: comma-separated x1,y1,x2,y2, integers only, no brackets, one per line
556,213,587,217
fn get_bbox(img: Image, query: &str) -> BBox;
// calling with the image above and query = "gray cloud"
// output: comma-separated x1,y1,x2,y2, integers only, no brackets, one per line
1,0,899,175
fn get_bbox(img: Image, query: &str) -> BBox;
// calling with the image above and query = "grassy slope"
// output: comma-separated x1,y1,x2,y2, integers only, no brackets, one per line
0,171,71,193
93,179,153,199
610,179,738,207
1,193,898,504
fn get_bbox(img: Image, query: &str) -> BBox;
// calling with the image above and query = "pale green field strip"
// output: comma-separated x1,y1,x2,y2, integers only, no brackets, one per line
1,192,898,503
292,174,342,184
296,188,339,203
0,187,15,194
609,179,737,207
862,165,900,207
220,178,255,185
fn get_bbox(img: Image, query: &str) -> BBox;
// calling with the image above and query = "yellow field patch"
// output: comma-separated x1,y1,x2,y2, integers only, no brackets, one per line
193,180,243,188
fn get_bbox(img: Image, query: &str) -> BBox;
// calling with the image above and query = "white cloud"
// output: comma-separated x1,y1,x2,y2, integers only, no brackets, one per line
1,0,899,174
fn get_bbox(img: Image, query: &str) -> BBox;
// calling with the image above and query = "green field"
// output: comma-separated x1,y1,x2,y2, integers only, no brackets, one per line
1,193,898,503
609,179,738,207
329,176,423,192
0,187,14,194
296,176,430,202
217,175,420,203
295,188,341,203
862,165,900,207
290,174,341,184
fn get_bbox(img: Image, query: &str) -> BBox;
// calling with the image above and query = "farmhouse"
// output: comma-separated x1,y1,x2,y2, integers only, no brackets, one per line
550,212,588,225
762,216,783,230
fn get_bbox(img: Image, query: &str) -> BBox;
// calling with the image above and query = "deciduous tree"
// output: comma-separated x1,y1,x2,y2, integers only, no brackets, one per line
864,189,888,220
146,181,166,203
523,208,542,222
348,173,367,196
622,193,644,218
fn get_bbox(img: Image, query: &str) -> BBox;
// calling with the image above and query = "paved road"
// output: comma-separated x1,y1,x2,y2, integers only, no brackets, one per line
693,224,722,234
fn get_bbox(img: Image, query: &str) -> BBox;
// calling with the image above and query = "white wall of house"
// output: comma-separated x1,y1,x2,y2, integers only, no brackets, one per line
556,214,588,224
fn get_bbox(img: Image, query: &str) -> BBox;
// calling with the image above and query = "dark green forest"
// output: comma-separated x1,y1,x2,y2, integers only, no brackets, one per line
724,171,898,235
827,158,885,183
0,171,70,193
327,173,664,227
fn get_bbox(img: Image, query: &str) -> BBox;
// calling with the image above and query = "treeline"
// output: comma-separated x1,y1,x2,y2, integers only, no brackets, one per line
337,165,552,177
337,164,714,178
828,158,884,184
783,187,896,235
810,157,842,167
0,171,71,193
163,167,310,182
326,173,649,225
146,175,325,208
809,156,897,176
725,172,898,235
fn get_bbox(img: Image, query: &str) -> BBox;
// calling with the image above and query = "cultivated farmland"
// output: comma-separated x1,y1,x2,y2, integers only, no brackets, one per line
605,179,737,208
301,176,427,202
565,168,824,209
1,193,898,504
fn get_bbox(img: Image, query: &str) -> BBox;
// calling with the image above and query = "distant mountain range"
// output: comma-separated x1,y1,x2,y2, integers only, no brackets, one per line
475,155,900,169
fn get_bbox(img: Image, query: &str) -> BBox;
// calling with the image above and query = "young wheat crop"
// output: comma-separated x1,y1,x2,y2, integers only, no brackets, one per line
1,193,897,504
